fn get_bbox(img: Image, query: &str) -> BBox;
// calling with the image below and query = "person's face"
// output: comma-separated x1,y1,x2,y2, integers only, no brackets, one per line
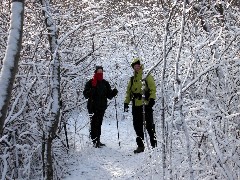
96,69,103,73
133,64,141,72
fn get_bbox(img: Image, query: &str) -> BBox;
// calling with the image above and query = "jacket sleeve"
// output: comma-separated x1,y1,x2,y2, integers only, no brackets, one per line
105,80,114,100
124,79,132,104
83,80,92,99
146,75,156,100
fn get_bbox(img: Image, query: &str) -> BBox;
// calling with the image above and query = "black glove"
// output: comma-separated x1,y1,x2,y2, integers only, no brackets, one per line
148,98,155,107
133,93,142,100
124,103,129,112
112,88,118,97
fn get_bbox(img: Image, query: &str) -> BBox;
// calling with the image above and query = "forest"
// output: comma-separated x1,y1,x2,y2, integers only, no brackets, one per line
0,0,239,179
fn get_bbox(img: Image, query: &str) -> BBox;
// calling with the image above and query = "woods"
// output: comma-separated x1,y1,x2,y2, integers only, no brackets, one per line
0,0,239,179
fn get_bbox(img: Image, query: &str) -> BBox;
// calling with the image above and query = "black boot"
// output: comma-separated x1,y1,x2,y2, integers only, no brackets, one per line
93,141,100,148
99,142,106,146
134,146,145,154
151,139,157,148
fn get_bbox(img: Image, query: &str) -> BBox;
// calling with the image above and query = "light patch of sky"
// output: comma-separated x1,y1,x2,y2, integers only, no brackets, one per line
0,2,23,111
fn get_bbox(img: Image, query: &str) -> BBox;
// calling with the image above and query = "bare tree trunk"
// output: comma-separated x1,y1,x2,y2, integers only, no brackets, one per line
160,3,177,179
174,1,194,179
40,0,61,179
46,133,54,179
0,0,24,136
160,19,168,180
42,131,46,178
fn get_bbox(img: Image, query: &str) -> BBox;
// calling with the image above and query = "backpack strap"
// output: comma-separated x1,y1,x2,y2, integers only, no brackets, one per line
130,76,149,90
130,76,134,90
144,77,149,89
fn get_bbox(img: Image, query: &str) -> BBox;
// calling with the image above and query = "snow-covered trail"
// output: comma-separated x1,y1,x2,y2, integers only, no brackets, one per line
63,111,162,180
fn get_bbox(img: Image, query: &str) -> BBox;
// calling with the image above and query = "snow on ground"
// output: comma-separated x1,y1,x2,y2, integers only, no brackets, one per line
63,110,162,180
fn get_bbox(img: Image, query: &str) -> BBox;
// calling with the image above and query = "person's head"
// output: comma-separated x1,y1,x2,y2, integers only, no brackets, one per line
94,66,103,81
131,58,141,72
94,66,103,73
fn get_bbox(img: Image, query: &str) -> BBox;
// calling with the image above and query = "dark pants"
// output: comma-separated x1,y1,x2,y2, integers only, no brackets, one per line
132,105,157,148
89,110,105,144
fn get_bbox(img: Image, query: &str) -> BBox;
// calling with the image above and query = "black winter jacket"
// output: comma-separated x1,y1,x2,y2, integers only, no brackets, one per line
83,79,115,113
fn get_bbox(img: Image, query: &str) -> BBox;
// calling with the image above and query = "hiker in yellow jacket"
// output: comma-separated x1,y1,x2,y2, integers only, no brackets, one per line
124,58,157,153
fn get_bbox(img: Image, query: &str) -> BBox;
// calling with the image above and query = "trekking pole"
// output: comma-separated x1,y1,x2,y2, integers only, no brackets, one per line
112,80,121,147
114,96,121,147
142,79,150,149
88,113,94,141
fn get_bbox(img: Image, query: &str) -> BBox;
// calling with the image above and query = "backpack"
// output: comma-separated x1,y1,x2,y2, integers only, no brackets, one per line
130,76,150,100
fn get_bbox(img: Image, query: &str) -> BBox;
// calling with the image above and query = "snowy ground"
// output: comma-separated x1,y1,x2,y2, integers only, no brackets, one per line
63,110,162,180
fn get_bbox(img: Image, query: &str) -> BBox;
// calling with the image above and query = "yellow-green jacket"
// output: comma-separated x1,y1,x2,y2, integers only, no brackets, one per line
124,65,156,106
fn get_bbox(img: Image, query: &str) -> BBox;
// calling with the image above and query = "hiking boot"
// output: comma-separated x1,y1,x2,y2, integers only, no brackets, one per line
93,141,101,148
151,140,157,148
99,142,106,146
133,146,145,154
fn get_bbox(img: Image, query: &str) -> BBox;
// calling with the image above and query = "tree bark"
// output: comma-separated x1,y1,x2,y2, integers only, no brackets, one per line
40,0,61,179
0,0,24,136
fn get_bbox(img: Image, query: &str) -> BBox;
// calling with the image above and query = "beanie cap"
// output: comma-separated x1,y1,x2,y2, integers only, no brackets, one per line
131,58,141,68
94,66,103,73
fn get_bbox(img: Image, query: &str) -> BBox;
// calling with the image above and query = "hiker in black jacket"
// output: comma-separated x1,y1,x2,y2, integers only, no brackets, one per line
83,66,118,148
